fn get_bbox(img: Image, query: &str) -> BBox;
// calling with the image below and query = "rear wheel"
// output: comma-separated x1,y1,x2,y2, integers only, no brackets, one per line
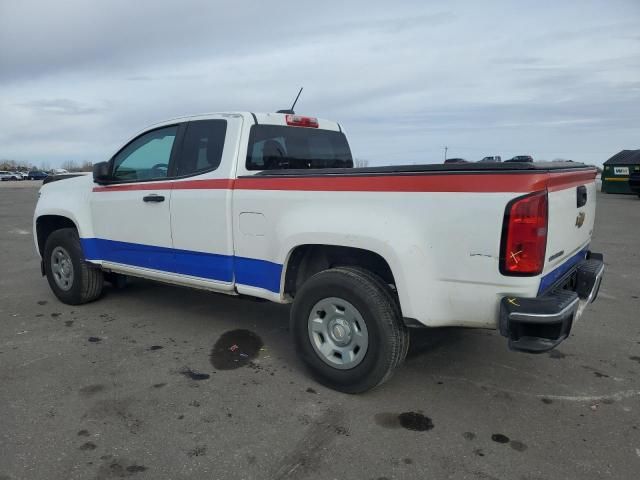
291,267,408,393
44,228,104,305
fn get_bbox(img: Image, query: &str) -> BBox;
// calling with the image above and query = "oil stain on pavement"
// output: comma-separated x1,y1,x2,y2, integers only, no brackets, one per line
492,434,528,451
95,456,148,479
491,433,510,443
374,412,434,431
210,329,263,370
398,412,434,431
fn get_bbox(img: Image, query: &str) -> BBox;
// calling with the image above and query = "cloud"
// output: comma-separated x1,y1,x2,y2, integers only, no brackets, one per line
16,98,103,115
0,0,639,167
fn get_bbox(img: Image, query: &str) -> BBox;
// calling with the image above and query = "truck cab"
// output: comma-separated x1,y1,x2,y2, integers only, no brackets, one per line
75,113,350,297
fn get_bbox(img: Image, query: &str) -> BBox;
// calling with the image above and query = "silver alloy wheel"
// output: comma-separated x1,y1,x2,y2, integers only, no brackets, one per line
51,246,74,291
307,297,369,370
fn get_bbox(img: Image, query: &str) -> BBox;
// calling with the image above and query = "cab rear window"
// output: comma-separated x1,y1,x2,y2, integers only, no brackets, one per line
246,125,353,170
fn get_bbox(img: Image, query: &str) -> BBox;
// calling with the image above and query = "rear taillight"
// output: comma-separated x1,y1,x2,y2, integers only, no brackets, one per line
500,191,548,276
285,114,318,128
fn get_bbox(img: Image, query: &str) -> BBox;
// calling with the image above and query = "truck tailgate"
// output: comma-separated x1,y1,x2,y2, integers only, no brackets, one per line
541,172,597,290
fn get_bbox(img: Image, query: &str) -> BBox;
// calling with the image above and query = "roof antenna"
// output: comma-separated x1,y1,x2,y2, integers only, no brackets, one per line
277,87,303,114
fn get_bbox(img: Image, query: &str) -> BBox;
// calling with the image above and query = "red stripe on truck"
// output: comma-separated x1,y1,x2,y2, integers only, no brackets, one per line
546,170,597,192
92,169,596,193
233,173,549,192
92,179,234,192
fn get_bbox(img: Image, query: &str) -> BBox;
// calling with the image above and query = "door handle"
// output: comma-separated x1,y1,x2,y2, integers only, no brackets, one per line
576,185,587,208
143,194,165,203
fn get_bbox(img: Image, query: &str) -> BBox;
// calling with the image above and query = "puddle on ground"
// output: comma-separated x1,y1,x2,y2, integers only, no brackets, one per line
210,329,263,370
375,412,434,431
491,433,510,443
510,440,528,452
398,412,434,431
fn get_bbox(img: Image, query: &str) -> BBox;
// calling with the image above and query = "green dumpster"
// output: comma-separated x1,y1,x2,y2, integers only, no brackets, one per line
602,150,640,194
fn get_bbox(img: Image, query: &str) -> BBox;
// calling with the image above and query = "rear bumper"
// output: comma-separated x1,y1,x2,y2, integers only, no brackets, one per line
499,252,604,353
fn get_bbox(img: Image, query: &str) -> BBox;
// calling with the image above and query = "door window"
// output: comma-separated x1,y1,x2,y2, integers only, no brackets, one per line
176,120,227,177
112,126,178,181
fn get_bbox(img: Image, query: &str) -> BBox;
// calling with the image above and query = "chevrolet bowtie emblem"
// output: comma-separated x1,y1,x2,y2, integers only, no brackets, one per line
575,211,586,228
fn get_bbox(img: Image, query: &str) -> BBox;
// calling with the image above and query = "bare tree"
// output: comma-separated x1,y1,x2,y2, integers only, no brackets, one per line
0,159,17,169
354,158,369,168
61,160,79,171
40,161,50,172
80,160,93,172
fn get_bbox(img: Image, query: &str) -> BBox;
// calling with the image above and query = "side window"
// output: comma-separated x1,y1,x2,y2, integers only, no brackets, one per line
112,126,178,181
176,120,227,177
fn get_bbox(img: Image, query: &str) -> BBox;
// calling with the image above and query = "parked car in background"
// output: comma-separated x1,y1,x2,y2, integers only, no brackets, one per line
505,155,534,163
444,158,468,164
33,111,604,393
51,168,69,175
27,170,49,180
479,156,501,162
0,171,23,181
11,172,26,180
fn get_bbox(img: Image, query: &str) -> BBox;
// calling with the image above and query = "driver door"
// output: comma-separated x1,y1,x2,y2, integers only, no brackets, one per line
87,124,182,275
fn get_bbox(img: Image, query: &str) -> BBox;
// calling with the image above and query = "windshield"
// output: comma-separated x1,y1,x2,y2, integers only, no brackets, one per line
246,125,353,170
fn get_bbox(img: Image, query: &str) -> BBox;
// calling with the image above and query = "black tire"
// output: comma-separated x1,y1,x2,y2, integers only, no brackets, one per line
44,228,104,305
291,267,409,393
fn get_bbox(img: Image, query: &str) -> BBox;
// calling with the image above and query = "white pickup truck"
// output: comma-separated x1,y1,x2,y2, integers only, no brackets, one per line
34,112,604,392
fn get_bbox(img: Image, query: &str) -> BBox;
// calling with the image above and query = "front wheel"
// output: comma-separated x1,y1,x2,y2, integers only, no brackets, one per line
291,267,408,393
44,228,104,305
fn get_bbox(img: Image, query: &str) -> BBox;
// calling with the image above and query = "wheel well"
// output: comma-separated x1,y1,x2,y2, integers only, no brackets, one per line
284,245,396,298
36,215,77,255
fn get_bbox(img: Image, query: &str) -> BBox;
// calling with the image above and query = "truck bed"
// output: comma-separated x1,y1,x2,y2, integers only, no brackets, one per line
253,161,594,177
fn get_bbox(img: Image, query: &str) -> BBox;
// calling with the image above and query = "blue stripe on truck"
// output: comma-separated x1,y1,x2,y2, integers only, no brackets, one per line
80,238,282,293
537,247,589,295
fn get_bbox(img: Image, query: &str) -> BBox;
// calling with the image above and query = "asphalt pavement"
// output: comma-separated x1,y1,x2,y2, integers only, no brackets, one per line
1,181,639,480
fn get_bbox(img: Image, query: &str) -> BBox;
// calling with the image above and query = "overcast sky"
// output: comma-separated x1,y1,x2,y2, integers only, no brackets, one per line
1,0,639,168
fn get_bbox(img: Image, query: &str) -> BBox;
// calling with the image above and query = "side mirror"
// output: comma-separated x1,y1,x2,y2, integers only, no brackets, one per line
93,161,111,184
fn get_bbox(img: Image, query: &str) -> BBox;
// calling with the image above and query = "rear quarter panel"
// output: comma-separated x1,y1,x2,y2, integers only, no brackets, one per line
232,181,542,328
